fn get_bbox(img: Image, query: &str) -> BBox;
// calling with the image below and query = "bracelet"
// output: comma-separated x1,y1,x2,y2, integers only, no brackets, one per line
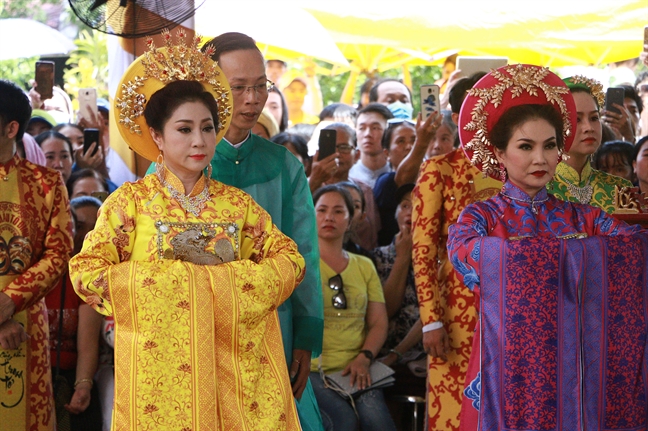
389,349,403,360
74,378,93,388
422,321,444,333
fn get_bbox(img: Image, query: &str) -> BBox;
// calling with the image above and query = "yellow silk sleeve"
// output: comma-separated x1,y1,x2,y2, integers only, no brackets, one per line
69,182,305,316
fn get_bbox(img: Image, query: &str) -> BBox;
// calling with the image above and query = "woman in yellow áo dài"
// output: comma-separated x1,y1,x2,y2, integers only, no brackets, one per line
69,30,305,431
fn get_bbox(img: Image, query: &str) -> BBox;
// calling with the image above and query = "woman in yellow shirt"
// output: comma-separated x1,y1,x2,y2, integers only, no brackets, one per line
310,184,396,431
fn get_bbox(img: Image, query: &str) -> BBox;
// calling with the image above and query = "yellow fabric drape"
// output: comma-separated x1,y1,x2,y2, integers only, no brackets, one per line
70,173,305,430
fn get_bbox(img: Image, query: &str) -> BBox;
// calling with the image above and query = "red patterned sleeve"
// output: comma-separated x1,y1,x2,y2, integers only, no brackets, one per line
412,159,445,325
4,172,73,312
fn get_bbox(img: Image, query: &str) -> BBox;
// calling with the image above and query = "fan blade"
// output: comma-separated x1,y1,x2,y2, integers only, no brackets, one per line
90,0,108,11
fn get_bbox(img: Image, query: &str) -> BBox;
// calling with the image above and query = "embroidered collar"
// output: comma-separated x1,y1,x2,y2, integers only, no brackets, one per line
162,166,208,197
500,181,549,214
0,153,20,177
555,160,592,187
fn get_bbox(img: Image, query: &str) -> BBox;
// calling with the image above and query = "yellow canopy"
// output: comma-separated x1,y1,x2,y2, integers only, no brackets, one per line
303,0,647,72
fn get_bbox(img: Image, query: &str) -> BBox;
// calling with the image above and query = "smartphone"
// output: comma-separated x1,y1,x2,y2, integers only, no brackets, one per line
35,61,55,100
318,129,337,160
420,84,440,120
78,88,98,122
91,191,109,202
605,87,625,115
83,128,100,156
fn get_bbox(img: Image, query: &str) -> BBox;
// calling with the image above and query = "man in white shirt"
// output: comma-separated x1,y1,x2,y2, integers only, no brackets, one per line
348,103,393,188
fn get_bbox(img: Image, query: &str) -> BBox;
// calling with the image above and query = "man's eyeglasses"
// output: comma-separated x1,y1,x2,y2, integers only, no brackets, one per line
638,84,648,95
336,144,354,154
328,274,346,309
230,80,275,96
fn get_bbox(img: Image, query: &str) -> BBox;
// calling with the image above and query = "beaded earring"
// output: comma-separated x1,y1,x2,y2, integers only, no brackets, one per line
499,165,507,183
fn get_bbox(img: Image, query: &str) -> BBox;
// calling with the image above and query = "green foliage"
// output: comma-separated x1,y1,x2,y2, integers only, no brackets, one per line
63,29,109,101
0,0,57,20
0,57,39,90
0,0,62,90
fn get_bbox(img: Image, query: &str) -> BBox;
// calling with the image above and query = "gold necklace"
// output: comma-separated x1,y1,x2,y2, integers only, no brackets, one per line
157,172,210,216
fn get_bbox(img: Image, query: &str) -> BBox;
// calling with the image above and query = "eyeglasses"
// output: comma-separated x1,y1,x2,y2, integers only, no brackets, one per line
328,274,347,309
336,144,354,154
638,84,648,95
230,80,275,96
387,118,416,127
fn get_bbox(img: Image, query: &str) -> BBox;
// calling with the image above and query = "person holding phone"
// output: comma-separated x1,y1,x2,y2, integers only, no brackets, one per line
309,123,381,252
547,76,633,213
601,86,637,142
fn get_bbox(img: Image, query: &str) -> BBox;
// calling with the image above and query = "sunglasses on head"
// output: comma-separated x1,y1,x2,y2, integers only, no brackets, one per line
328,274,347,309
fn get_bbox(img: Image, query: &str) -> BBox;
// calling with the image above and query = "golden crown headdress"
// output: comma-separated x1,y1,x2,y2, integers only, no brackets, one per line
114,28,232,162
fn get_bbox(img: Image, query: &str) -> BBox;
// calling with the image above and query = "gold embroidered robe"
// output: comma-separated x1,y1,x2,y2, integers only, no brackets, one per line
69,172,305,431
0,154,73,430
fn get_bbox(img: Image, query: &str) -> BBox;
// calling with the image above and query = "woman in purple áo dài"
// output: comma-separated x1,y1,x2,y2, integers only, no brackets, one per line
448,64,648,431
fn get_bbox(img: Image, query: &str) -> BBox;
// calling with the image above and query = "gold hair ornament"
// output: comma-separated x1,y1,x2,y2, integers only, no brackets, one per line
569,75,605,108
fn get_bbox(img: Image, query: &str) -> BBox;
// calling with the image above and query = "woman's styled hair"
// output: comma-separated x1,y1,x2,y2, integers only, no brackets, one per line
490,104,565,152
34,130,74,155
312,184,355,220
338,181,365,213
570,86,599,110
144,80,219,133
381,120,416,150
66,168,109,198
268,87,289,132
271,132,309,162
